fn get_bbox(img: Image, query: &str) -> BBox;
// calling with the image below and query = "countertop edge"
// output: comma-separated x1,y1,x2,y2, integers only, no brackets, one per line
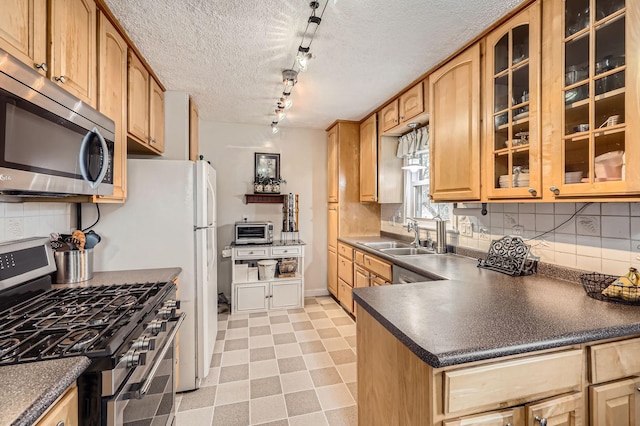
11,356,91,426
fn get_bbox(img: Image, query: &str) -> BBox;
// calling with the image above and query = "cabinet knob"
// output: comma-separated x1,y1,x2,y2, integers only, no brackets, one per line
528,188,537,196
34,62,48,72
505,423,512,426
549,186,560,195
54,75,66,84
534,416,548,426
56,422,65,426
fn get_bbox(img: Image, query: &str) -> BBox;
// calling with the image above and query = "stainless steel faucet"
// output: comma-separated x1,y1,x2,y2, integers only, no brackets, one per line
407,219,420,247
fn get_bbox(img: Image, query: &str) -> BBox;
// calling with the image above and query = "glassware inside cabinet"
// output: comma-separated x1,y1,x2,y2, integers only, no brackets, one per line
561,0,627,187
491,23,531,191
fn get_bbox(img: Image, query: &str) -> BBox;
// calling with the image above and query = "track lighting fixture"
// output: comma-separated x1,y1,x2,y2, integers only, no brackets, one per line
268,0,330,132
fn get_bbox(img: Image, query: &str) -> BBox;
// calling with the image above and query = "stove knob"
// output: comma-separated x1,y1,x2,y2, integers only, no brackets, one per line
158,307,176,319
148,319,167,335
132,336,156,351
122,350,147,368
164,300,180,309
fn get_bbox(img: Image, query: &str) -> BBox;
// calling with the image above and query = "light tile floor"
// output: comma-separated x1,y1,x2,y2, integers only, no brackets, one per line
175,296,357,426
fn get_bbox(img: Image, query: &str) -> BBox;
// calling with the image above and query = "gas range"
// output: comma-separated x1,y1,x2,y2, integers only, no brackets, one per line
0,282,174,365
0,238,183,426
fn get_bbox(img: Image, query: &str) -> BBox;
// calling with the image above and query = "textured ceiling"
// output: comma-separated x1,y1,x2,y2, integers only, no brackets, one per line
104,0,526,130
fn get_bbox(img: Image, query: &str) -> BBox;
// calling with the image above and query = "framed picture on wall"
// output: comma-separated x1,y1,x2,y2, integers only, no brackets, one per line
255,153,280,180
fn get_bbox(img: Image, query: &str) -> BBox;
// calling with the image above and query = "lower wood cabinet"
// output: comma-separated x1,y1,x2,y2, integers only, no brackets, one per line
328,249,337,297
590,377,640,426
35,384,78,426
337,278,353,314
444,407,524,426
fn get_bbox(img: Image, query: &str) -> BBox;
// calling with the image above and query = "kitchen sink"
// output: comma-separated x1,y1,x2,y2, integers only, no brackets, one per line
379,247,434,256
362,241,411,249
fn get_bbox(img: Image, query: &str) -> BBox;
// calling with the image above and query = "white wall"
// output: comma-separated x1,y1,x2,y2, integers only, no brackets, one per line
0,202,72,242
198,121,327,298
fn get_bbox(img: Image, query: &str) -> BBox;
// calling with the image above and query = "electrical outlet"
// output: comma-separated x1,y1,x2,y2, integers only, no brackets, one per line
478,227,490,241
512,225,524,236
460,222,473,237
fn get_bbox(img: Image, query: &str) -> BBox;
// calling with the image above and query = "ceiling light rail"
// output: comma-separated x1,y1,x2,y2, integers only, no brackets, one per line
269,0,331,133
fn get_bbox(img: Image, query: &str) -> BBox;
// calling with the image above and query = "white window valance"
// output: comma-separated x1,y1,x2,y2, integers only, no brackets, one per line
396,125,429,158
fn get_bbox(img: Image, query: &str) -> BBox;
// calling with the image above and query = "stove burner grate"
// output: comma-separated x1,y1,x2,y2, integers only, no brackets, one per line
58,329,100,352
0,338,20,360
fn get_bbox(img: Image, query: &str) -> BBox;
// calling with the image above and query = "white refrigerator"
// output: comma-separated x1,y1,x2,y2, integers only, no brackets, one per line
88,159,217,392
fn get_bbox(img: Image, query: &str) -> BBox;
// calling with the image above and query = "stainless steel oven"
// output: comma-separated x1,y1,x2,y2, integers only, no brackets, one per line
0,47,114,197
107,313,185,426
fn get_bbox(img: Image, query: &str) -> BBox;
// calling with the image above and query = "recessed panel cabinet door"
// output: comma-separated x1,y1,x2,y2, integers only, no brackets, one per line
50,0,97,106
399,82,425,123
327,125,339,202
96,13,127,202
526,392,582,426
360,114,377,202
327,249,337,297
149,78,165,152
590,377,640,426
429,43,481,201
0,0,47,74
128,51,149,143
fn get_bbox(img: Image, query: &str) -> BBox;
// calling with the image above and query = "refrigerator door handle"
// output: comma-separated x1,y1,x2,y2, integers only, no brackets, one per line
194,224,215,230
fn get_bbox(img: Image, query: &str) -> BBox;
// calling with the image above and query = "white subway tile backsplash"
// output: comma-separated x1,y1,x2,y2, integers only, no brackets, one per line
5,203,24,218
601,202,630,216
503,203,518,213
576,216,600,236
453,202,639,276
535,204,554,214
601,216,630,239
535,214,555,232
576,236,601,257
554,214,576,235
0,202,72,243
601,237,631,261
518,203,535,213
602,259,634,275
554,203,575,214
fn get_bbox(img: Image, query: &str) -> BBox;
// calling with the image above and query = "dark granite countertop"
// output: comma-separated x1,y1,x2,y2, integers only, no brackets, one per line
0,356,90,426
53,267,181,288
342,236,640,368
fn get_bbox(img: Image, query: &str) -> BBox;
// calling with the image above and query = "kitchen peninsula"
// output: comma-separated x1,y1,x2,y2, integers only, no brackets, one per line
351,243,640,425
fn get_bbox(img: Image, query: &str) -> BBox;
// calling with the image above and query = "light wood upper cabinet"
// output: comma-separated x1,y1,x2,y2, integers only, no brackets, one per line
590,377,640,426
327,125,339,202
149,78,165,152
189,97,199,161
484,2,542,200
127,51,149,142
429,43,481,201
380,99,399,132
543,0,640,198
399,81,425,123
95,12,127,203
50,0,97,106
127,50,164,154
0,0,47,74
360,114,377,202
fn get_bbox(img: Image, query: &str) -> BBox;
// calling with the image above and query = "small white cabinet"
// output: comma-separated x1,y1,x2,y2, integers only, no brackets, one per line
231,242,305,314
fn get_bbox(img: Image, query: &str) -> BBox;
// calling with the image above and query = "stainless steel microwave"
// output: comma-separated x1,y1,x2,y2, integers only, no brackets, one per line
235,221,274,245
0,48,114,197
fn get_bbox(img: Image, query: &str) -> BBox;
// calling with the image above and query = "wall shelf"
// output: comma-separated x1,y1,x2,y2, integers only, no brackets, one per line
244,193,286,204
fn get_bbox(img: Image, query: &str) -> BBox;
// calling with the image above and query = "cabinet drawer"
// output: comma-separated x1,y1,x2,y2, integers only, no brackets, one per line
355,250,365,265
372,276,389,286
271,246,301,256
590,336,640,384
338,256,353,286
338,278,353,314
235,247,270,258
337,242,353,260
444,406,523,426
363,254,392,282
35,385,78,426
444,349,582,414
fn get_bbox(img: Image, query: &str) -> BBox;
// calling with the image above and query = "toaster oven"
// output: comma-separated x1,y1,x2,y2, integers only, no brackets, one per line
235,221,274,245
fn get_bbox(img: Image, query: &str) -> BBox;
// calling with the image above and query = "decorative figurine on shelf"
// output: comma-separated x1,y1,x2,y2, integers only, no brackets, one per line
270,176,287,194
253,173,270,193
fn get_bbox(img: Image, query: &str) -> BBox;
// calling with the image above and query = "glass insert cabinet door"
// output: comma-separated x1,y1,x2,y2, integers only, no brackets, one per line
553,0,640,196
485,2,541,199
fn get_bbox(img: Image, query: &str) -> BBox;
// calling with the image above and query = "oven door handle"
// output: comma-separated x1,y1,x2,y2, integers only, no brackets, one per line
137,312,186,398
